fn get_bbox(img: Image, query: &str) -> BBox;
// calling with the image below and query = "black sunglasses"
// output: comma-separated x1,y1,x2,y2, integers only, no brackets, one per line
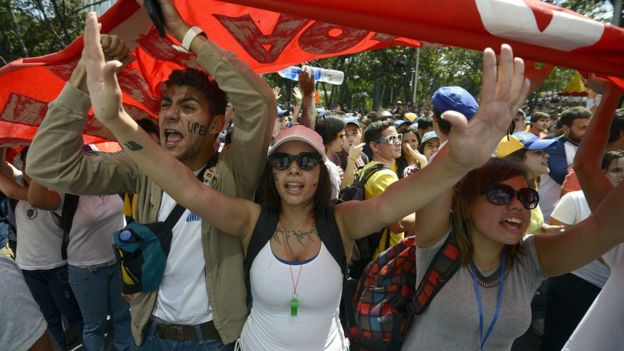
268,152,322,171
485,184,539,210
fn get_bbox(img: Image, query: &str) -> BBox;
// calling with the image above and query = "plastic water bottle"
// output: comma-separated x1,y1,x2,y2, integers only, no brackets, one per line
119,230,138,243
277,66,344,85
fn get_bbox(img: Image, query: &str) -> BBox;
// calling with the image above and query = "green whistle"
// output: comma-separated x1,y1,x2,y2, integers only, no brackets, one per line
290,297,299,317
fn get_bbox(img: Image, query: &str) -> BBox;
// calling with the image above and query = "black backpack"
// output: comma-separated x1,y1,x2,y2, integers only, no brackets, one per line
338,163,391,279
53,194,80,260
338,163,387,204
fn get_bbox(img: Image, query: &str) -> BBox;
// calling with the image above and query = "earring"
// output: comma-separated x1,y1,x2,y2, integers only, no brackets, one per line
313,179,319,185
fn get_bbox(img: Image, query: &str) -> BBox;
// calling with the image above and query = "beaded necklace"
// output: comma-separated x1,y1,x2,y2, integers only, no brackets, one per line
464,260,510,289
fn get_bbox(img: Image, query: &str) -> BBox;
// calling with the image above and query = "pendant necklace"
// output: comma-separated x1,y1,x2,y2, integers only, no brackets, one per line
280,220,306,317
289,263,303,317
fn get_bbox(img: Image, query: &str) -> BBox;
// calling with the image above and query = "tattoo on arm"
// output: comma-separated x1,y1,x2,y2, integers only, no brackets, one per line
124,141,144,151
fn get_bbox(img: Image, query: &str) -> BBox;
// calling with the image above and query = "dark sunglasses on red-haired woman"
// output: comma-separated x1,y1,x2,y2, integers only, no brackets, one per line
485,184,539,210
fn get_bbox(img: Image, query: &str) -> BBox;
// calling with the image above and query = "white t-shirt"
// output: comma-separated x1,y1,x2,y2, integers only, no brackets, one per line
240,242,347,350
68,195,125,267
563,244,624,350
550,191,610,288
402,232,545,350
15,179,66,270
0,256,47,349
152,191,212,325
539,141,578,221
325,159,341,201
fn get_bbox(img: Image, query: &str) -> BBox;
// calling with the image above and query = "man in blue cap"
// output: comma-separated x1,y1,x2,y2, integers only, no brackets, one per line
431,86,479,146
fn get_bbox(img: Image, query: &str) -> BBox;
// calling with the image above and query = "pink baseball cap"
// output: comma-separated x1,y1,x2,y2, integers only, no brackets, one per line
269,125,327,161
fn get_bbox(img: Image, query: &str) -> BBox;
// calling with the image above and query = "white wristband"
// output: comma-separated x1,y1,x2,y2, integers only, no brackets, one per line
172,26,205,53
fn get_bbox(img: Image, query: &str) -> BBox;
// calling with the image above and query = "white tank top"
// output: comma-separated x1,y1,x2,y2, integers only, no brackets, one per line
239,241,348,351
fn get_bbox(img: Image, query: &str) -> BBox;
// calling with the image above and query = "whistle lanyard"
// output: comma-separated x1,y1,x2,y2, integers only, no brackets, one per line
470,253,506,351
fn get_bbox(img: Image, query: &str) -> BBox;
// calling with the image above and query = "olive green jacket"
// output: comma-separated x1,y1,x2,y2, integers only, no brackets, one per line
27,42,275,345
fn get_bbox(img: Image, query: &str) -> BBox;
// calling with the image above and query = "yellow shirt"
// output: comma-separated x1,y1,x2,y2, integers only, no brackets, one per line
361,161,404,255
527,204,544,234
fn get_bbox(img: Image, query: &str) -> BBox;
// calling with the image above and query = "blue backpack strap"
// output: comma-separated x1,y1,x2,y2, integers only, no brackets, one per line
244,204,279,306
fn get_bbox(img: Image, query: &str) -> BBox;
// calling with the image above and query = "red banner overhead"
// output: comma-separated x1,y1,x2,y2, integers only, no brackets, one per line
0,0,622,146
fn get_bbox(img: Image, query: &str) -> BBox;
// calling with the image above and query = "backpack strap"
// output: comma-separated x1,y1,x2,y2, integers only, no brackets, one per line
356,163,389,190
315,205,347,275
58,194,80,260
159,153,219,254
315,205,359,335
244,204,279,306
412,231,462,315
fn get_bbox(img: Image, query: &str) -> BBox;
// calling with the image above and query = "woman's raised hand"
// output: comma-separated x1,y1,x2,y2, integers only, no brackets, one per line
445,44,530,170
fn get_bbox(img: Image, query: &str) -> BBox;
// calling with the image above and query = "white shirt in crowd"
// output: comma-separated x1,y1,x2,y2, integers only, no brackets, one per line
68,195,125,267
550,191,610,288
539,140,578,221
153,191,212,325
14,176,66,271
563,243,624,350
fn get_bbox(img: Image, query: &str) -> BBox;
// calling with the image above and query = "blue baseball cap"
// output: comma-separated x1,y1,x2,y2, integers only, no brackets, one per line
432,86,479,120
277,106,289,117
394,119,412,129
495,131,556,158
344,117,360,128
421,131,439,145
513,131,557,150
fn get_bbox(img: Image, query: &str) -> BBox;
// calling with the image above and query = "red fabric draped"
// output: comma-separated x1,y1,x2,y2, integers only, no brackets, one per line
0,0,622,146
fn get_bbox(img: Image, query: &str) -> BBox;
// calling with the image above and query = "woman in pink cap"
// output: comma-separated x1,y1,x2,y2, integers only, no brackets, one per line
81,10,532,350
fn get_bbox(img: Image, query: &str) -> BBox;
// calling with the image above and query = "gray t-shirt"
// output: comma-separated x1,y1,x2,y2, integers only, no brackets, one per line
0,256,48,350
402,232,545,350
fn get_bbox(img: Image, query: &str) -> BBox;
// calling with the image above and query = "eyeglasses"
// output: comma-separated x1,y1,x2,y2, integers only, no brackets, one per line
485,184,539,210
268,152,322,171
374,134,403,144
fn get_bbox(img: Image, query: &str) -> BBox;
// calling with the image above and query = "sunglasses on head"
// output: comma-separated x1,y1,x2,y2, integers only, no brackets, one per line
485,184,539,210
374,134,403,144
268,152,322,171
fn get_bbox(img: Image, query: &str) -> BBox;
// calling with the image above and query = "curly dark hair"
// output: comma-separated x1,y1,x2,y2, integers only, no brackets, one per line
164,68,228,117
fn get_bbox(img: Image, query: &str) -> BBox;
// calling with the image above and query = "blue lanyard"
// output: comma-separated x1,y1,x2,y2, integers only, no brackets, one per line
470,253,506,351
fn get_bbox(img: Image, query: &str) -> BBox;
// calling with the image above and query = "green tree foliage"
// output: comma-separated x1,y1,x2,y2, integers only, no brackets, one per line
267,1,617,112
1,0,618,114
0,0,88,65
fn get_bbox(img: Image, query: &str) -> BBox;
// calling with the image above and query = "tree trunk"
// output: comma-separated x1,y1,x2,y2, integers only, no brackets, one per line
7,0,29,57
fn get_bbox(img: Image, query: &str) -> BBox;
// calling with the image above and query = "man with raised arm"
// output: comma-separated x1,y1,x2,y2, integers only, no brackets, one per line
26,0,275,349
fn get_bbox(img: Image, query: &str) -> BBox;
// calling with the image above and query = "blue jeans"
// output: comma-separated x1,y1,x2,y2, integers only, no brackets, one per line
138,319,235,351
69,263,133,351
22,265,84,351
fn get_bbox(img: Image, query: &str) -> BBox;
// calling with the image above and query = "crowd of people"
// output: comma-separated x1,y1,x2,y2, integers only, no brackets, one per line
1,1,624,351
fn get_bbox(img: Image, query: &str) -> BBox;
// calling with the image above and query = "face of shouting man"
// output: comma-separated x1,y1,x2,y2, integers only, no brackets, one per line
159,85,224,170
